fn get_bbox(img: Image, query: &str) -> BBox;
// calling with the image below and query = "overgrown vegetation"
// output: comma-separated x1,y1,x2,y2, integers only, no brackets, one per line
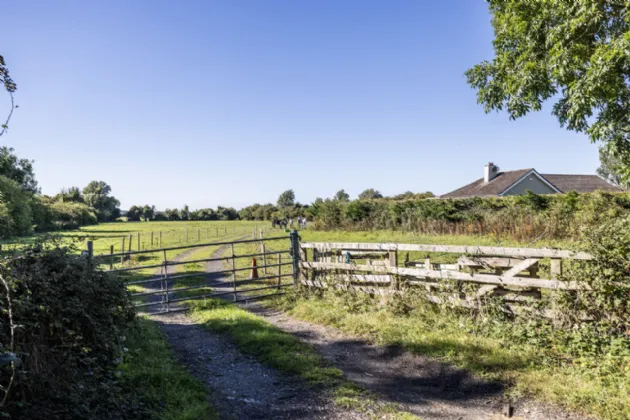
308,190,630,242
0,242,136,419
276,216,630,419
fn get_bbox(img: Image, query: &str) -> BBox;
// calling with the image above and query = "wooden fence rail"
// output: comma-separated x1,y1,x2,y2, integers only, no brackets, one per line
299,241,597,317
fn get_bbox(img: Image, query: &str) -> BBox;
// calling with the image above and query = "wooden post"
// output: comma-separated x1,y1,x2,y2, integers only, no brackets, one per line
550,259,563,279
128,234,132,253
224,226,227,236
137,232,141,251
252,228,256,239
425,256,431,270
230,243,237,301
162,249,169,313
261,242,267,275
86,241,93,268
151,231,154,248
109,245,114,270
389,250,398,289
259,228,263,239
121,237,125,264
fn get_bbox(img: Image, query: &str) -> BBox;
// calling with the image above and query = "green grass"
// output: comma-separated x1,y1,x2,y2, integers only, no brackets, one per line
273,292,630,420
187,299,421,419
120,318,217,420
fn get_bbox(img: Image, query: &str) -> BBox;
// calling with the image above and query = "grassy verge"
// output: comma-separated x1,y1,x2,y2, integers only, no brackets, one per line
273,292,629,420
187,299,420,419
119,318,217,420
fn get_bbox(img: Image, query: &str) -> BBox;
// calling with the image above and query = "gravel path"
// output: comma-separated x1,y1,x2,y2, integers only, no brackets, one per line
154,312,368,420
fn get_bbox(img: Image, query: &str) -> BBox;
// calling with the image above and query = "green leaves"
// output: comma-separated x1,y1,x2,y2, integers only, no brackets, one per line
468,1,630,182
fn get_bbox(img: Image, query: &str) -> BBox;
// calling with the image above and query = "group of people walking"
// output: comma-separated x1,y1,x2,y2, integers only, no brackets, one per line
271,217,307,229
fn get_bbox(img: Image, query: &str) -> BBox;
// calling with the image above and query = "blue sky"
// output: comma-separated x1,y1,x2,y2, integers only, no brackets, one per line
2,0,600,210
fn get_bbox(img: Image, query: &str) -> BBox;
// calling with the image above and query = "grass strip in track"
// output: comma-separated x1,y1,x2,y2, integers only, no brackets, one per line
188,299,421,419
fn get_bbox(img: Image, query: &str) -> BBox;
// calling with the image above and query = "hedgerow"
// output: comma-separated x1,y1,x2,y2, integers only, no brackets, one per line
0,243,137,419
309,191,630,241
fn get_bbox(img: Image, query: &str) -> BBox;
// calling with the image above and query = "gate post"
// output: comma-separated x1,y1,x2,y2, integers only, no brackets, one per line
289,230,301,287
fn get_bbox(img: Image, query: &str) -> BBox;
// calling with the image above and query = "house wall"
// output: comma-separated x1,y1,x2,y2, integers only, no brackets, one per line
502,175,557,195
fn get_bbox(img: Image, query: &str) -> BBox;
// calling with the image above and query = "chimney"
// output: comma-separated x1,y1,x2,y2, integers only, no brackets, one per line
484,162,498,183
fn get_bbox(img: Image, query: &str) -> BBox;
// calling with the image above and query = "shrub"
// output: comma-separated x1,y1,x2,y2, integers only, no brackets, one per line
0,243,136,419
0,175,33,237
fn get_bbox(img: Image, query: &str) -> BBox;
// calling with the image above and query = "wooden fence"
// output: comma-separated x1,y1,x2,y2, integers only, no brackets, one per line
299,242,595,316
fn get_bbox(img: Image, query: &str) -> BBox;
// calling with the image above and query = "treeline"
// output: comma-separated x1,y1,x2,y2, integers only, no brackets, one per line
309,189,630,241
0,147,121,238
126,204,240,221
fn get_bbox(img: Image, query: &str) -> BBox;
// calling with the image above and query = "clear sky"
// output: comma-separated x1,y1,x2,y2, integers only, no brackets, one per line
2,0,601,210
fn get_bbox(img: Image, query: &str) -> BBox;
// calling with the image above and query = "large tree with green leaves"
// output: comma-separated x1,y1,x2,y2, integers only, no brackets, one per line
277,189,295,208
467,1,630,180
82,181,120,222
0,147,38,194
358,188,383,200
333,189,350,202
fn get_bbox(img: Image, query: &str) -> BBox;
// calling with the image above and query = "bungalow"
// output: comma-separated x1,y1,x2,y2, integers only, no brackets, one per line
441,163,624,199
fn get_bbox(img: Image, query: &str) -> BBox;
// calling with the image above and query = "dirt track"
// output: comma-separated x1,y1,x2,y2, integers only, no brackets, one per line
149,244,591,420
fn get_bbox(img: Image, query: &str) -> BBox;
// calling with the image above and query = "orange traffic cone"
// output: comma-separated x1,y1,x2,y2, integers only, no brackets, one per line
250,258,259,279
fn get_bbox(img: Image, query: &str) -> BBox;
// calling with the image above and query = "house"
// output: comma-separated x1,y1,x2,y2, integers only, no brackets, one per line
441,163,624,199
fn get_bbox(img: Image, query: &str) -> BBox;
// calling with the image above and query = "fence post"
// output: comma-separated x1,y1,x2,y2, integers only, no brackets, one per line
151,231,154,248
121,237,125,264
137,232,140,251
109,245,114,270
389,250,398,290
261,242,266,275
289,230,301,287
162,249,169,313
86,241,93,270
128,234,132,253
230,243,237,301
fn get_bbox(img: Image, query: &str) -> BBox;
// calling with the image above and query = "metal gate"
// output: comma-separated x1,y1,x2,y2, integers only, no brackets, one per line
89,230,301,314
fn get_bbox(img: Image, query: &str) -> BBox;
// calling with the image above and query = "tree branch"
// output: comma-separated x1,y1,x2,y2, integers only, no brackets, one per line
0,90,15,137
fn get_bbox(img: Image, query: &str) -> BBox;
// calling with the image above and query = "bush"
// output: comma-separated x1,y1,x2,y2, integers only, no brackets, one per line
311,191,630,242
0,243,136,419
0,175,33,238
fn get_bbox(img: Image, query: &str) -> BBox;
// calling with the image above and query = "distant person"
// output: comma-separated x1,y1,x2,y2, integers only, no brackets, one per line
302,217,307,229
289,218,294,229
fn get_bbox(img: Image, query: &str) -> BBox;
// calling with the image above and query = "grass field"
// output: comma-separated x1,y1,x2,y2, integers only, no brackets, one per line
7,221,615,418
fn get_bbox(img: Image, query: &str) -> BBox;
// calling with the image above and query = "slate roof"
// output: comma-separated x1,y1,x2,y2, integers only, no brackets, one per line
542,174,623,193
441,169,624,199
441,169,533,198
